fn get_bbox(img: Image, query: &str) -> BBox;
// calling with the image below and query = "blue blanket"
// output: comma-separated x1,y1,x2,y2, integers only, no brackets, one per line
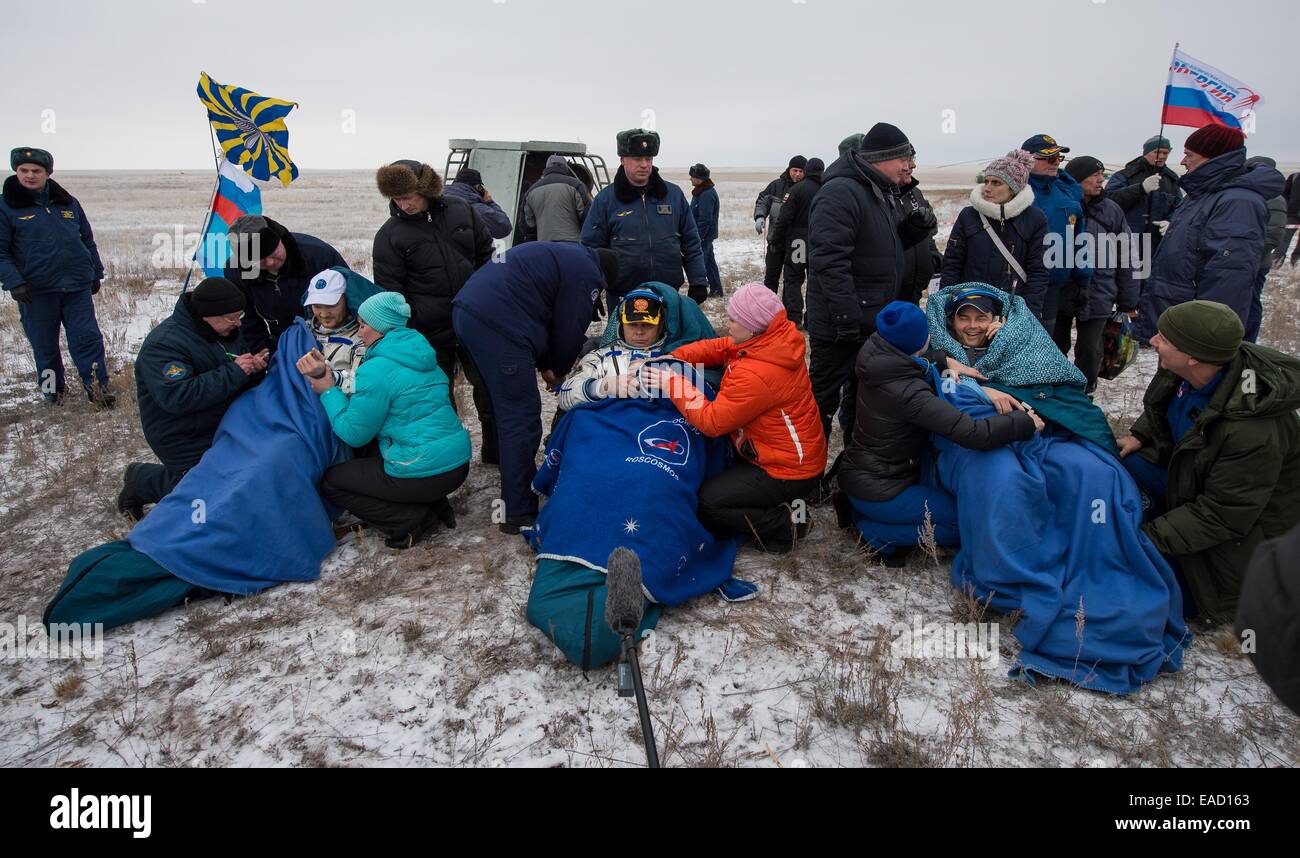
935,375,1189,694
527,360,738,605
129,323,340,595
927,282,1117,454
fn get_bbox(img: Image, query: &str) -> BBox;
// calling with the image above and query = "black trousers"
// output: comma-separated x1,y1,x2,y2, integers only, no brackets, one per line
1277,226,1300,265
698,460,821,549
321,458,468,539
780,259,807,324
1053,312,1108,392
809,338,860,444
436,345,497,463
124,462,189,506
762,240,785,290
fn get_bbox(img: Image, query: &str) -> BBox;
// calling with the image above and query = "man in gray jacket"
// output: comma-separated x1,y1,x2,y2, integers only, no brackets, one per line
523,156,591,242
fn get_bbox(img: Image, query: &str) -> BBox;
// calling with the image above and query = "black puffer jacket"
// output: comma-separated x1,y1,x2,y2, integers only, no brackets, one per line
807,154,932,343
838,334,1036,501
223,219,347,354
372,194,494,349
1237,520,1300,716
753,170,796,221
770,162,823,255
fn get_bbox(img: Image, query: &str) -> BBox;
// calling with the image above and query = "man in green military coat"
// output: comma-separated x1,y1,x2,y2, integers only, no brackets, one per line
1118,300,1300,624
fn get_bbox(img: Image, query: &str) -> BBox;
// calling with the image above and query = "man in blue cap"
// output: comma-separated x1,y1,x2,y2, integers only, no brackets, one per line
1,146,112,405
1022,133,1091,330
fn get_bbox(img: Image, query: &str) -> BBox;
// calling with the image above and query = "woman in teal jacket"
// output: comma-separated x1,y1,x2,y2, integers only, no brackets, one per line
297,291,471,548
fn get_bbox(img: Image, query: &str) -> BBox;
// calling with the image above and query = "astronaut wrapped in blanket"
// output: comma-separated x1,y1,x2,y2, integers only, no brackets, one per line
555,287,667,410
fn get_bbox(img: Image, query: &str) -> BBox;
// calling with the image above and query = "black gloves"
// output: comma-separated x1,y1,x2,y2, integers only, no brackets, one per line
10,284,32,303
1072,286,1090,312
906,207,938,233
687,283,709,305
91,280,101,295
898,206,938,248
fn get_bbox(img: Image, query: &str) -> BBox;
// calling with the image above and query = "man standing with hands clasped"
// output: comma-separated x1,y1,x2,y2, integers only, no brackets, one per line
1,146,113,406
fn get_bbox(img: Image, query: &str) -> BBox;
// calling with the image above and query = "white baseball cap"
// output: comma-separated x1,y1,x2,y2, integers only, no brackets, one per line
303,269,347,307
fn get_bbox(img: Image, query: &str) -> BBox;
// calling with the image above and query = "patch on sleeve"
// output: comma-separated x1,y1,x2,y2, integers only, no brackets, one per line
162,362,189,380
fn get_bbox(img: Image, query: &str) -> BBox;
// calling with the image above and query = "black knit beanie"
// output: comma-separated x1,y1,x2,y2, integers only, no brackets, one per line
859,123,915,163
190,277,246,317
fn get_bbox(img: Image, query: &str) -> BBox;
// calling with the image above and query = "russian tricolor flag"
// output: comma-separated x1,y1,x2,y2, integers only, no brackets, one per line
196,157,263,277
1162,48,1262,130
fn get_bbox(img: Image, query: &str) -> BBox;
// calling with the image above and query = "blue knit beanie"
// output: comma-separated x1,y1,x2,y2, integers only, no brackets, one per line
358,291,411,334
876,301,930,355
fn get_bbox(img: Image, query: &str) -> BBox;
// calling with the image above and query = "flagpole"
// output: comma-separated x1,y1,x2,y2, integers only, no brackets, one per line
182,123,223,293
1146,41,1180,240
1157,41,1179,147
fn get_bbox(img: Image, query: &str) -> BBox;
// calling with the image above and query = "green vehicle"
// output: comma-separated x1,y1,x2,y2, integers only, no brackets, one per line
445,139,610,248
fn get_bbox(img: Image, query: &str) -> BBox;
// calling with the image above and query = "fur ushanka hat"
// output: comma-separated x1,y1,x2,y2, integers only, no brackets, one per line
375,159,443,199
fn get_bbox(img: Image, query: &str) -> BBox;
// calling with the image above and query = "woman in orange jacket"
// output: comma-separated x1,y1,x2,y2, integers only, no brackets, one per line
642,282,827,552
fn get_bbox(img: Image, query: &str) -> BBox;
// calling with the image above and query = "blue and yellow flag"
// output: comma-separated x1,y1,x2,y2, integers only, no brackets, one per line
197,71,299,186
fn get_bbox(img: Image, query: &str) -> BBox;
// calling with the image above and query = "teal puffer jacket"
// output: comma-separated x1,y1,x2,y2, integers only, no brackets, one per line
319,326,470,478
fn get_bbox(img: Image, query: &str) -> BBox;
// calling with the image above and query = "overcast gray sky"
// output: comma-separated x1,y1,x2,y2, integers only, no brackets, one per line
4,0,1297,171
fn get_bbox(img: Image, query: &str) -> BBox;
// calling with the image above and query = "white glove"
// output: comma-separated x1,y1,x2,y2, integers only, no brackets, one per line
1141,174,1162,194
1152,220,1170,236
755,218,765,235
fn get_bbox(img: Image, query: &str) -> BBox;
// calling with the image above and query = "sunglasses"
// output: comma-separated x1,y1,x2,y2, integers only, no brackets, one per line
1034,154,1065,163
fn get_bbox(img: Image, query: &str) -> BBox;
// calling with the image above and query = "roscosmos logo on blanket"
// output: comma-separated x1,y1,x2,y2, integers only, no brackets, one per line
636,420,691,467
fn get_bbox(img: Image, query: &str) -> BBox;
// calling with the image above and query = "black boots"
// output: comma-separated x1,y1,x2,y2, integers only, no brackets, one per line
117,464,145,521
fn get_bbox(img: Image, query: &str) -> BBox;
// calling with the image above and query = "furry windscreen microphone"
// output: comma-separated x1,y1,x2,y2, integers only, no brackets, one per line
605,547,645,637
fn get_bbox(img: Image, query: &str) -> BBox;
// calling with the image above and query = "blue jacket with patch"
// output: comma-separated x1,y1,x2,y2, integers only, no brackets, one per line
452,241,605,376
135,294,253,470
1029,170,1092,288
581,166,707,297
1136,149,1285,339
0,176,103,294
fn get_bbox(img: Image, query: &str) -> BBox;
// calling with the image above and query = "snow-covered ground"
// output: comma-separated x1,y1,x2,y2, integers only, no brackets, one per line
1,170,1297,768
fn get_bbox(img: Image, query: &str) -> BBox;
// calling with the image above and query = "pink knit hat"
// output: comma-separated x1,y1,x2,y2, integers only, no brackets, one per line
978,149,1034,195
728,282,786,333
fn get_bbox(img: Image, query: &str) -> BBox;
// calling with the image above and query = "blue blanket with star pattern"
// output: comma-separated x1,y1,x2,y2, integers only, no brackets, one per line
526,360,737,605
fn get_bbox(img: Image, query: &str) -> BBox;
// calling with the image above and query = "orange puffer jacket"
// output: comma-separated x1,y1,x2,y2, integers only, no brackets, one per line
666,312,827,480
